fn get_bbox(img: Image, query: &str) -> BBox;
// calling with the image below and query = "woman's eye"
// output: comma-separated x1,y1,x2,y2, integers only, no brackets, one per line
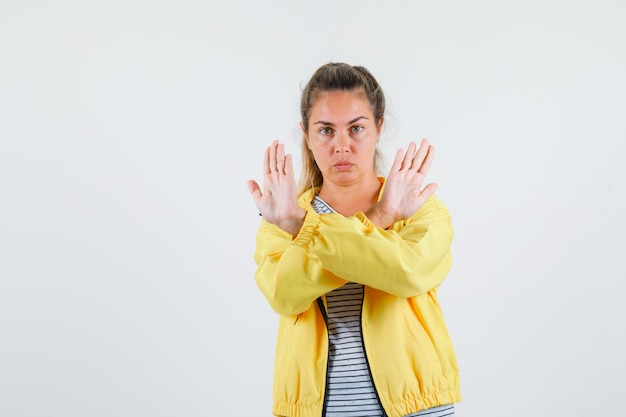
320,127,333,135
351,125,364,133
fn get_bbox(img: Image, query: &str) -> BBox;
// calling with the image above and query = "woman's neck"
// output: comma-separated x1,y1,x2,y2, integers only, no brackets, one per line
318,176,382,216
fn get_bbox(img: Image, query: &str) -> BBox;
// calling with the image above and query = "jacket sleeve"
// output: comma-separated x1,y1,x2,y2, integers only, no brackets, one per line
252,194,454,317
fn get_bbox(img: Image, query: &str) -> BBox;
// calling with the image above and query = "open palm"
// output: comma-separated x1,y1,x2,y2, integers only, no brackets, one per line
247,140,305,235
377,139,438,223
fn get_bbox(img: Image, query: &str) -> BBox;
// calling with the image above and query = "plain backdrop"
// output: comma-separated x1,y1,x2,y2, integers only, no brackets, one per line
1,1,625,416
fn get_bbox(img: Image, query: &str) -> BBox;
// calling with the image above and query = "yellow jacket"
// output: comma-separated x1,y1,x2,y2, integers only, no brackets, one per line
253,181,461,417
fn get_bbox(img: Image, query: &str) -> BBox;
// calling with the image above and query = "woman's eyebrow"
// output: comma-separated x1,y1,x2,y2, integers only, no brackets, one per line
348,116,368,124
313,116,369,126
313,120,334,126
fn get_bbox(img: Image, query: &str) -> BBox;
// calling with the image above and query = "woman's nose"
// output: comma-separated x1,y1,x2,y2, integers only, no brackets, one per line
335,133,349,153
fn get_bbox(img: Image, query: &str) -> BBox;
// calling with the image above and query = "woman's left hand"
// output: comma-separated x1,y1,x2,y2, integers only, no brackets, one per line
367,139,438,228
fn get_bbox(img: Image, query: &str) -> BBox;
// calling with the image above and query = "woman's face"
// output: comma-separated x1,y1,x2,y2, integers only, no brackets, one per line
303,89,382,188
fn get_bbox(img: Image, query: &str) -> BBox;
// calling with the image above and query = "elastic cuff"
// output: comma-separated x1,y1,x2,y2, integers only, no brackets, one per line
292,209,322,246
353,211,375,233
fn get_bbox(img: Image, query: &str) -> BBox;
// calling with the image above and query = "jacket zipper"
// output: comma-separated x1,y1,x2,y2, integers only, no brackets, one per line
319,291,388,417
316,297,330,417
359,292,388,416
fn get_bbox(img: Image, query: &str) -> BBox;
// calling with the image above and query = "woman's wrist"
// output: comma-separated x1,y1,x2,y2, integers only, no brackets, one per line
278,208,307,237
364,203,396,230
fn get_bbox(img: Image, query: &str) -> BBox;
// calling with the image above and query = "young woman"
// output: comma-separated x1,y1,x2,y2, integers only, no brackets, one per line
247,62,461,417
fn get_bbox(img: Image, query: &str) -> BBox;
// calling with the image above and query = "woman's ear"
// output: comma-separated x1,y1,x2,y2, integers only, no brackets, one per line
376,117,384,141
300,122,311,149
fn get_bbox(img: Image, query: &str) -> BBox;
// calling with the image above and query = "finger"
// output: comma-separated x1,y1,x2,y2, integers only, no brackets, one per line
263,145,271,175
268,140,279,173
402,141,417,170
276,142,286,174
419,182,439,200
390,147,405,173
285,154,294,178
417,144,435,175
247,180,263,204
410,138,429,170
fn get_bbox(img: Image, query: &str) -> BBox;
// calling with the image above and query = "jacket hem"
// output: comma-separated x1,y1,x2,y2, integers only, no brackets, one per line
386,389,462,417
273,401,323,417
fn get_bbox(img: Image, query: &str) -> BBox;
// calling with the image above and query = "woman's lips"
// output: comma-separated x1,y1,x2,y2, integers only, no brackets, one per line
334,161,353,171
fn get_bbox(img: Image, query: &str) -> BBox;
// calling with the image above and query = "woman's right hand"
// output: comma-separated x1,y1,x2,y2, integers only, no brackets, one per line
247,140,306,236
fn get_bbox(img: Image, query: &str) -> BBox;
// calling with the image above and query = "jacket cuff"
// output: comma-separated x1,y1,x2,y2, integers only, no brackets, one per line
353,211,375,233
292,209,322,246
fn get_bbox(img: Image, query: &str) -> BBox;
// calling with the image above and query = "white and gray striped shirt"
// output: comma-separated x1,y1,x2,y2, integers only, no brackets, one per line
311,196,455,417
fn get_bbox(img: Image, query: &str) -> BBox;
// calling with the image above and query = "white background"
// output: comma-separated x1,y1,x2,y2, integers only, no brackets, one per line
1,1,625,416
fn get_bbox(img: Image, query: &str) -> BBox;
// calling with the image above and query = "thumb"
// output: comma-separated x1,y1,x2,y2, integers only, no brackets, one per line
247,180,263,202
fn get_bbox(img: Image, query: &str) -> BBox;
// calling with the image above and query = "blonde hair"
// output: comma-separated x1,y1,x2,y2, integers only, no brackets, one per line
298,62,386,195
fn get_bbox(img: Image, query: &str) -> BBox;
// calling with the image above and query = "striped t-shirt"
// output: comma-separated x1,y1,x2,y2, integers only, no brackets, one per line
311,196,455,417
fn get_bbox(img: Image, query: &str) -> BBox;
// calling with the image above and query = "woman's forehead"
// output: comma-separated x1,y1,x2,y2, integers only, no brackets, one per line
309,90,373,123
